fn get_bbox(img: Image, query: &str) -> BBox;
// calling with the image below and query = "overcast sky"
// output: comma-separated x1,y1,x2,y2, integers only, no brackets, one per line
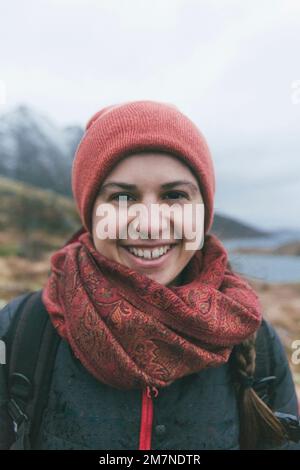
1,0,300,231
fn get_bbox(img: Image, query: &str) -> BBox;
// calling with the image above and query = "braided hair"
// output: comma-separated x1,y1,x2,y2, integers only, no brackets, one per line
230,334,287,448
227,260,287,448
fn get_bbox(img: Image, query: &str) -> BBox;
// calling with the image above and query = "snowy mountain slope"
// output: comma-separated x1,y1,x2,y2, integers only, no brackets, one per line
0,105,83,195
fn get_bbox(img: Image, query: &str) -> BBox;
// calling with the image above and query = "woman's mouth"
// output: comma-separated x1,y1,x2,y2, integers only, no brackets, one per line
120,243,178,269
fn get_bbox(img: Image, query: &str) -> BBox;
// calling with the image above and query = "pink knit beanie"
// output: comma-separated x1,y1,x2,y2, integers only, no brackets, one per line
72,100,216,234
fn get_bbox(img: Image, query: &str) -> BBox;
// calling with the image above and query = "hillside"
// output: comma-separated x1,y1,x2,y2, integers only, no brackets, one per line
0,176,81,257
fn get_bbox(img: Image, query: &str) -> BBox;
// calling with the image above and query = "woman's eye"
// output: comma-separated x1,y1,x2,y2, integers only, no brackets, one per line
110,193,135,202
163,191,188,200
109,191,189,202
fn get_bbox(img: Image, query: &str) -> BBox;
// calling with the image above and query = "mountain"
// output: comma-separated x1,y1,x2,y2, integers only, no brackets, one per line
210,213,269,239
0,105,83,196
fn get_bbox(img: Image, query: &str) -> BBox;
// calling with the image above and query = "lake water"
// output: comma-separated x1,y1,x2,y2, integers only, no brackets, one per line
222,232,300,283
227,252,300,283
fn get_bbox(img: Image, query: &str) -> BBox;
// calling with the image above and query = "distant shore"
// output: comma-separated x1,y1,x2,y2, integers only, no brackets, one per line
233,240,300,256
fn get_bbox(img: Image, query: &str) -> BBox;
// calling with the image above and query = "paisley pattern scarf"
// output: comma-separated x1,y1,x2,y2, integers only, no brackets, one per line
42,230,262,390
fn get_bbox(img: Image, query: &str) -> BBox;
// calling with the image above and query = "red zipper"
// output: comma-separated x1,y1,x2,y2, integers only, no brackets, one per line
138,385,159,450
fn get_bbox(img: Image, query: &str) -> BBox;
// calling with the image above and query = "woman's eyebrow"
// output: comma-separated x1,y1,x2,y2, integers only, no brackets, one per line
161,180,199,193
99,180,199,194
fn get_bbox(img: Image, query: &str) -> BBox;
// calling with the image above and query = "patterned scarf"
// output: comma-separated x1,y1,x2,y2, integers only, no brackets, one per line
42,230,262,390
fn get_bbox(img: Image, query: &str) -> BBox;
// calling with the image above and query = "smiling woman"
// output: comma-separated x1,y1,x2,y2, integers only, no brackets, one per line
0,100,299,451
91,151,204,287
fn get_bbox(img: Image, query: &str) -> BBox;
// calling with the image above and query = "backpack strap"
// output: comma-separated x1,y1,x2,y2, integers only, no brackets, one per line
4,290,60,450
253,320,276,407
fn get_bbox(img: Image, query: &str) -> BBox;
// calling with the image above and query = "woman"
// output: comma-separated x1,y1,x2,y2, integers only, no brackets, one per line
0,100,299,450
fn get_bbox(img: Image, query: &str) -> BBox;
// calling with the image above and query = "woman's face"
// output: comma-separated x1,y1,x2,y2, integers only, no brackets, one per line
91,152,203,286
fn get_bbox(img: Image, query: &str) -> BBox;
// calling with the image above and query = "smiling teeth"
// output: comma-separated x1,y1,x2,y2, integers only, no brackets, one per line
127,245,172,259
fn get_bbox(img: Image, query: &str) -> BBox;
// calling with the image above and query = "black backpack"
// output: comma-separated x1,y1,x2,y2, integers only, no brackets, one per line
1,289,299,449
2,290,60,450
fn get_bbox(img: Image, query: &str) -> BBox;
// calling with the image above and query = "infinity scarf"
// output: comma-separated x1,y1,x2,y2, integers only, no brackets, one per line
42,230,262,390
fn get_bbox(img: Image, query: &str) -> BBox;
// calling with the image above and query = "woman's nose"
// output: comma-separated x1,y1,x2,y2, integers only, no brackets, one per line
136,201,164,239
127,197,176,241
